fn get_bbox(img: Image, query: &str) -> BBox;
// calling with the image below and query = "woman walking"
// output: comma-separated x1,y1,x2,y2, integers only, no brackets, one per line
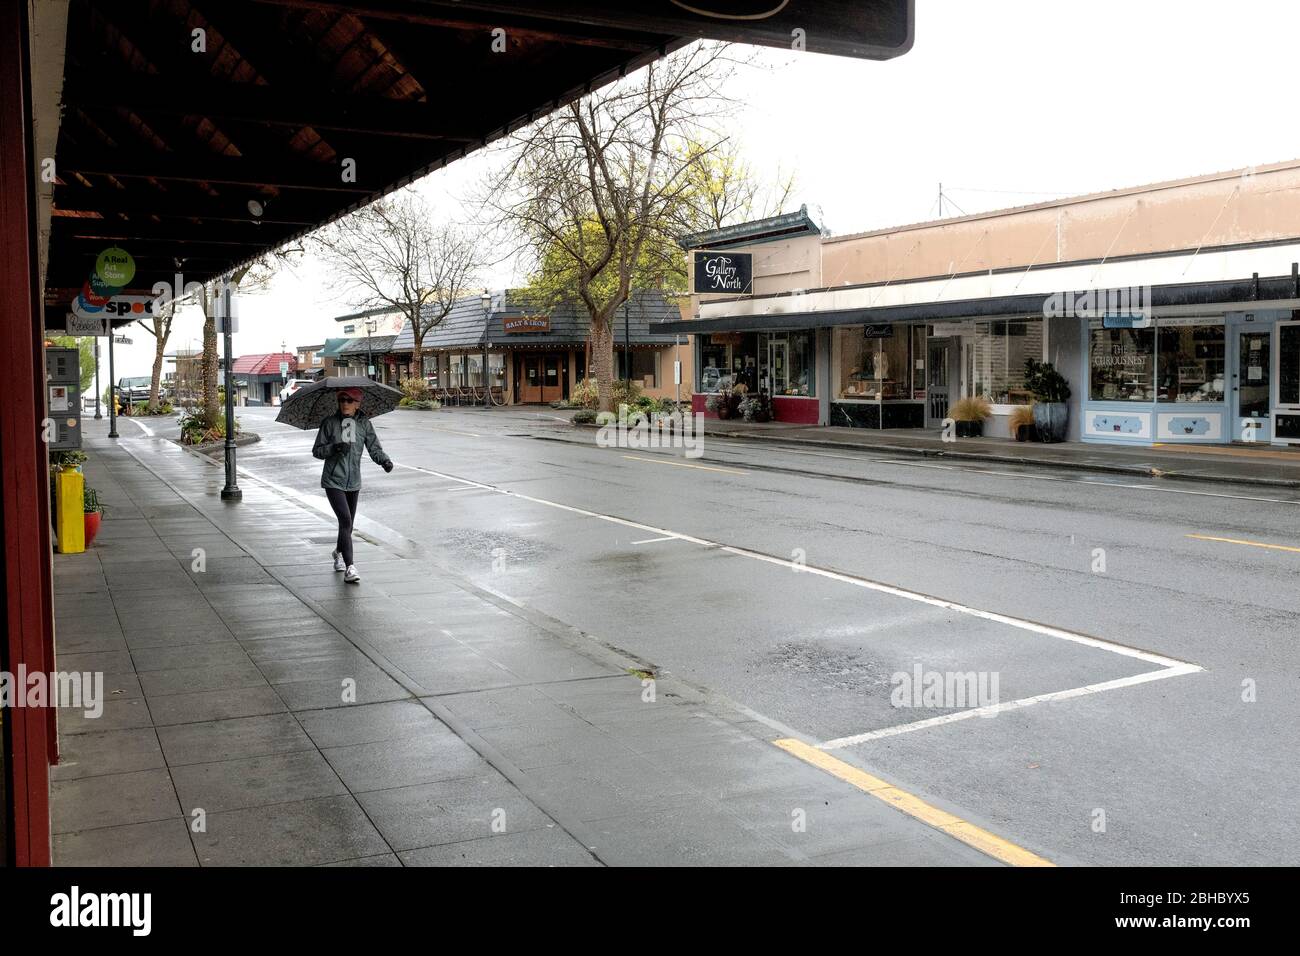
312,386,393,583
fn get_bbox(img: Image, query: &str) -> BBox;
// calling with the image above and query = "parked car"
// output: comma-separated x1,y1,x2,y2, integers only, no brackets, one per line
114,376,151,411
278,378,316,403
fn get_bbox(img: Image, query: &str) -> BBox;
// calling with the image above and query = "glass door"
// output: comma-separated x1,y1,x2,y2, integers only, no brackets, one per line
1233,328,1271,442
767,337,788,395
1275,321,1300,444
927,338,951,425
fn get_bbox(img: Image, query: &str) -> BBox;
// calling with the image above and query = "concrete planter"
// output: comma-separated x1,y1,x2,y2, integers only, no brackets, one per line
1033,402,1069,443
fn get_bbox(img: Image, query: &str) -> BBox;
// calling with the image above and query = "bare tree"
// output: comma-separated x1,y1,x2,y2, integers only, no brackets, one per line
313,192,483,383
138,300,175,413
483,42,736,413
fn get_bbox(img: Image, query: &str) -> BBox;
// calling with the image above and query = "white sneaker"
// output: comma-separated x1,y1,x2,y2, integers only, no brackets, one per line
344,565,361,583
332,550,346,572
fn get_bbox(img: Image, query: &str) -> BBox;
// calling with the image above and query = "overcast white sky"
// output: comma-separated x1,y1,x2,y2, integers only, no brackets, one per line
106,0,1300,378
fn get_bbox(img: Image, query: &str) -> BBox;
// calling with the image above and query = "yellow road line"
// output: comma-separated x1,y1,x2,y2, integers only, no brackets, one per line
621,454,748,476
773,738,1055,867
1186,533,1300,554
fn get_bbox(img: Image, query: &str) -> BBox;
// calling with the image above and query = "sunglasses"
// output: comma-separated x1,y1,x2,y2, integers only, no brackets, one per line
338,396,359,403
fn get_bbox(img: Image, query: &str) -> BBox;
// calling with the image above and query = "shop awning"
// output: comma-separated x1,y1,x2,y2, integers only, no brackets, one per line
42,1,913,309
656,270,1300,334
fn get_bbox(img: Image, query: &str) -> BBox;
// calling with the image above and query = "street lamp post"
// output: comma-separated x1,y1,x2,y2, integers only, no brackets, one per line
107,321,118,438
481,290,492,407
220,280,241,501
93,333,102,419
364,318,376,380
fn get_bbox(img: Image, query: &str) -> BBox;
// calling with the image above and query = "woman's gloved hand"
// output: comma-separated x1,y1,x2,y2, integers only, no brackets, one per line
382,460,394,473
331,441,350,455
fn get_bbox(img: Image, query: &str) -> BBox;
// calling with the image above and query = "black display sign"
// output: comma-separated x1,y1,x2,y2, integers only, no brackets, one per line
863,324,893,338
692,251,753,296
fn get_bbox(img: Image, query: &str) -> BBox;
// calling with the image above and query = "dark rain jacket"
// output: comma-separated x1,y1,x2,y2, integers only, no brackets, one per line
312,411,392,491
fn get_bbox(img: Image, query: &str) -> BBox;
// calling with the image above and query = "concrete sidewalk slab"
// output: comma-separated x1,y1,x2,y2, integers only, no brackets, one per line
48,421,1009,866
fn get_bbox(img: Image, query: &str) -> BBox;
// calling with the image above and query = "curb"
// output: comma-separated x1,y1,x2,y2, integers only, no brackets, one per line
704,428,1300,489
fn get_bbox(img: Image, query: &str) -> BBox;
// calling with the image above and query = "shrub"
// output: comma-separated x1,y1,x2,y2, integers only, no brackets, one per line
571,377,643,410
1024,359,1071,403
1009,404,1036,432
612,378,642,408
178,408,239,445
950,396,992,422
571,377,599,409
399,376,432,402
398,398,439,410
572,408,597,425
83,486,103,514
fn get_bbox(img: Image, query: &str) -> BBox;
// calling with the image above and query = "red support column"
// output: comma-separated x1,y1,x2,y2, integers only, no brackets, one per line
0,0,54,867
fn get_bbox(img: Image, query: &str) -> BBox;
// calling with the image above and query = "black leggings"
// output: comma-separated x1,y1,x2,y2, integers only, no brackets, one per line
325,488,359,565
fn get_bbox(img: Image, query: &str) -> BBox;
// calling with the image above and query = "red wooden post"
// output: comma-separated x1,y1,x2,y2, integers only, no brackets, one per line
0,0,55,866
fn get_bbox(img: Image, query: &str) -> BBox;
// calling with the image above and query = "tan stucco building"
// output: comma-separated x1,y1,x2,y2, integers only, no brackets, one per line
667,162,1300,446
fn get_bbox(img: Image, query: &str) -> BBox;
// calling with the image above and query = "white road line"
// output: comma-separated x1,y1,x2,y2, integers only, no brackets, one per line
393,461,1198,670
631,535,679,545
820,664,1203,749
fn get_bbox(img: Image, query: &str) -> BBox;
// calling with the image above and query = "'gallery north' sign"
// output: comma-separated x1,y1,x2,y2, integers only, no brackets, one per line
692,251,753,296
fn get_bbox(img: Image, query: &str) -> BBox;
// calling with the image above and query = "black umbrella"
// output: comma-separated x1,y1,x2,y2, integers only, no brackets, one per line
275,376,403,430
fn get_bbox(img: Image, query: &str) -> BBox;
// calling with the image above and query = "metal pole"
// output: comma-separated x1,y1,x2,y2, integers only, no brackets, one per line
366,325,373,380
675,334,680,407
220,281,241,501
93,333,102,419
107,323,118,438
624,299,630,385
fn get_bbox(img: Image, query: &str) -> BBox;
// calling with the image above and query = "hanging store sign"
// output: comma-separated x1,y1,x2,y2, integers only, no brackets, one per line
692,251,753,295
863,324,893,339
1103,313,1152,329
708,332,744,346
503,316,551,333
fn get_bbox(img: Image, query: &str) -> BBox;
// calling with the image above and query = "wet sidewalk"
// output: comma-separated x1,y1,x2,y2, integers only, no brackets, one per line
703,419,1300,487
49,421,998,866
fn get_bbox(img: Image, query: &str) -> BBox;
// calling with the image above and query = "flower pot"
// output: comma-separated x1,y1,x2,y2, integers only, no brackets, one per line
1014,422,1037,442
83,511,101,547
1033,402,1069,443
955,419,983,438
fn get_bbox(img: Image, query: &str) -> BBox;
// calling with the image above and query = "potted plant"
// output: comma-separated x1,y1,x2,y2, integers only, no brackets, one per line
704,376,740,419
1024,359,1071,442
51,449,87,472
83,486,103,547
950,396,991,438
1009,404,1037,442
738,391,772,423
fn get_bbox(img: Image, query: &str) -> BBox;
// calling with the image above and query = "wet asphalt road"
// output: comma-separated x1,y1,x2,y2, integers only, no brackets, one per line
127,406,1300,866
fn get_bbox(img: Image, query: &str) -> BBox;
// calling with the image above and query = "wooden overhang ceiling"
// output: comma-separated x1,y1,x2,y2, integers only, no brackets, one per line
45,0,912,308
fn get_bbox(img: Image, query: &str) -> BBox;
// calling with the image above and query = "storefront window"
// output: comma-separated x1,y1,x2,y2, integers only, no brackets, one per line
1090,323,1155,402
1280,324,1300,406
1157,320,1224,403
699,334,731,392
968,319,1043,405
768,332,815,396
488,353,505,388
836,325,913,400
